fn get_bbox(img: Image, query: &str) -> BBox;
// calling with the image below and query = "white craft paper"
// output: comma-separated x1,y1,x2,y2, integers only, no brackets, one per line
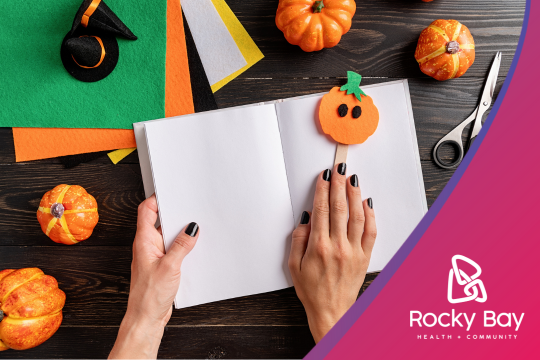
181,0,247,87
276,80,427,272
144,105,294,309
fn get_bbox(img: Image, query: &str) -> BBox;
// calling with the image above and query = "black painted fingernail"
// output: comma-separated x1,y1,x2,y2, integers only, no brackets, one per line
337,162,347,175
300,211,310,225
367,198,373,209
322,169,331,181
185,222,199,237
350,174,359,187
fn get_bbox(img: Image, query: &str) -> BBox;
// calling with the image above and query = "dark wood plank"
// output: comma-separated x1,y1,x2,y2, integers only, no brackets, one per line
0,326,315,359
0,246,378,327
0,159,455,246
0,163,144,246
421,160,455,206
0,143,488,247
227,0,525,79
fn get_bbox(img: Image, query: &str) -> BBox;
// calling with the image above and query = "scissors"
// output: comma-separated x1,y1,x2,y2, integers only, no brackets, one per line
433,52,502,169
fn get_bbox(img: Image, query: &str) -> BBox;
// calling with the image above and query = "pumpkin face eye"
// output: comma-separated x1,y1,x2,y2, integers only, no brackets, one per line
338,104,348,117
352,106,361,119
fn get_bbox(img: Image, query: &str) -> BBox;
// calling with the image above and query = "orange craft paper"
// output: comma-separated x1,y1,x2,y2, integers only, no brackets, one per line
165,0,194,117
13,0,193,162
12,128,137,162
319,87,379,145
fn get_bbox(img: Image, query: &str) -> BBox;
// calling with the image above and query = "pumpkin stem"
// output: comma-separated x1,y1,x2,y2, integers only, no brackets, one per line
339,71,367,102
50,203,65,219
0,310,3,322
446,41,460,54
312,0,324,13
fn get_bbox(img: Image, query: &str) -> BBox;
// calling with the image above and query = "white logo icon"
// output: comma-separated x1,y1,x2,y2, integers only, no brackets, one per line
447,255,487,304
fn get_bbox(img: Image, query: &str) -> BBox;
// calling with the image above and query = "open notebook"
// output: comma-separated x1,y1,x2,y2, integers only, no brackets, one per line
135,80,427,309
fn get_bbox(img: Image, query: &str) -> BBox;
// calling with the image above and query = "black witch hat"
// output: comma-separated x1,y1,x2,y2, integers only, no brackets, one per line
61,34,119,82
60,0,136,82
70,0,137,40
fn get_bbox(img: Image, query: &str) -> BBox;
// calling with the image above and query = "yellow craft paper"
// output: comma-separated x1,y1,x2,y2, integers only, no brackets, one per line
210,0,264,92
108,148,137,164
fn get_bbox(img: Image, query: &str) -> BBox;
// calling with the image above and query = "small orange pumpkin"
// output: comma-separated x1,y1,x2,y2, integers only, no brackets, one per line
37,184,98,245
415,19,475,81
319,71,379,145
0,268,65,351
276,0,356,52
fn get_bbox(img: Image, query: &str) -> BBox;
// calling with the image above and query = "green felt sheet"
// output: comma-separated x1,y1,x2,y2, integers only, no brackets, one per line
0,0,166,129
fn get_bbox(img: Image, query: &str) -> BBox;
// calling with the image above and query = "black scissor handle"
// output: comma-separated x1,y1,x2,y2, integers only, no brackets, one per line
433,139,464,170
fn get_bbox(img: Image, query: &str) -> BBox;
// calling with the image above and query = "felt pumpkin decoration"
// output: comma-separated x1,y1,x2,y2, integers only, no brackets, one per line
415,19,475,81
37,184,98,245
0,268,65,351
319,71,379,145
276,0,356,52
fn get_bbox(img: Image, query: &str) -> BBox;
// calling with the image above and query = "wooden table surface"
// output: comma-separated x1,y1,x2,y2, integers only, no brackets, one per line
0,0,525,358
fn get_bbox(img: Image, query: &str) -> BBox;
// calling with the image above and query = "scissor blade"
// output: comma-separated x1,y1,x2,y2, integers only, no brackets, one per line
480,52,502,110
470,52,502,140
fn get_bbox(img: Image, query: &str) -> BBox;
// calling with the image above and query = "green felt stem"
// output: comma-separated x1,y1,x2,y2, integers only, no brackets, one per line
339,71,367,102
312,1,324,13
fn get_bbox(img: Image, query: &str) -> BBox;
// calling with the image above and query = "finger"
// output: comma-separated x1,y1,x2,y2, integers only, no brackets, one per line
347,174,365,247
311,169,331,236
330,163,348,241
137,195,159,230
289,211,311,274
361,199,377,259
164,222,200,265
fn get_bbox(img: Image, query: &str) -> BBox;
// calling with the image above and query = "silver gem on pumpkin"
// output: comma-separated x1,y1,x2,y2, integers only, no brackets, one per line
50,203,65,218
446,41,460,54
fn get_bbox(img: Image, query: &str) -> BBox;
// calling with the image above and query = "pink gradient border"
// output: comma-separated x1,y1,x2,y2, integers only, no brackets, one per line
306,1,532,358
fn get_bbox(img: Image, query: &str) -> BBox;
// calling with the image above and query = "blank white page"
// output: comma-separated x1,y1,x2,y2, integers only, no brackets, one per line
144,104,294,309
276,80,427,272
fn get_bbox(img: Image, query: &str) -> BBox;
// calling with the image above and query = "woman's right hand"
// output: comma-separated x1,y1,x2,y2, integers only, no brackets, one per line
109,195,200,359
288,163,377,343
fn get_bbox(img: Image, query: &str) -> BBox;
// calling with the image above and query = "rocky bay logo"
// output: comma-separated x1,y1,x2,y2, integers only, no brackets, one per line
411,254,525,339
447,255,487,304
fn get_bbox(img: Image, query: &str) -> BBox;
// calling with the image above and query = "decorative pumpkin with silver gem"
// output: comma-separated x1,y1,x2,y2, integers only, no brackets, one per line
414,19,475,81
37,184,98,245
